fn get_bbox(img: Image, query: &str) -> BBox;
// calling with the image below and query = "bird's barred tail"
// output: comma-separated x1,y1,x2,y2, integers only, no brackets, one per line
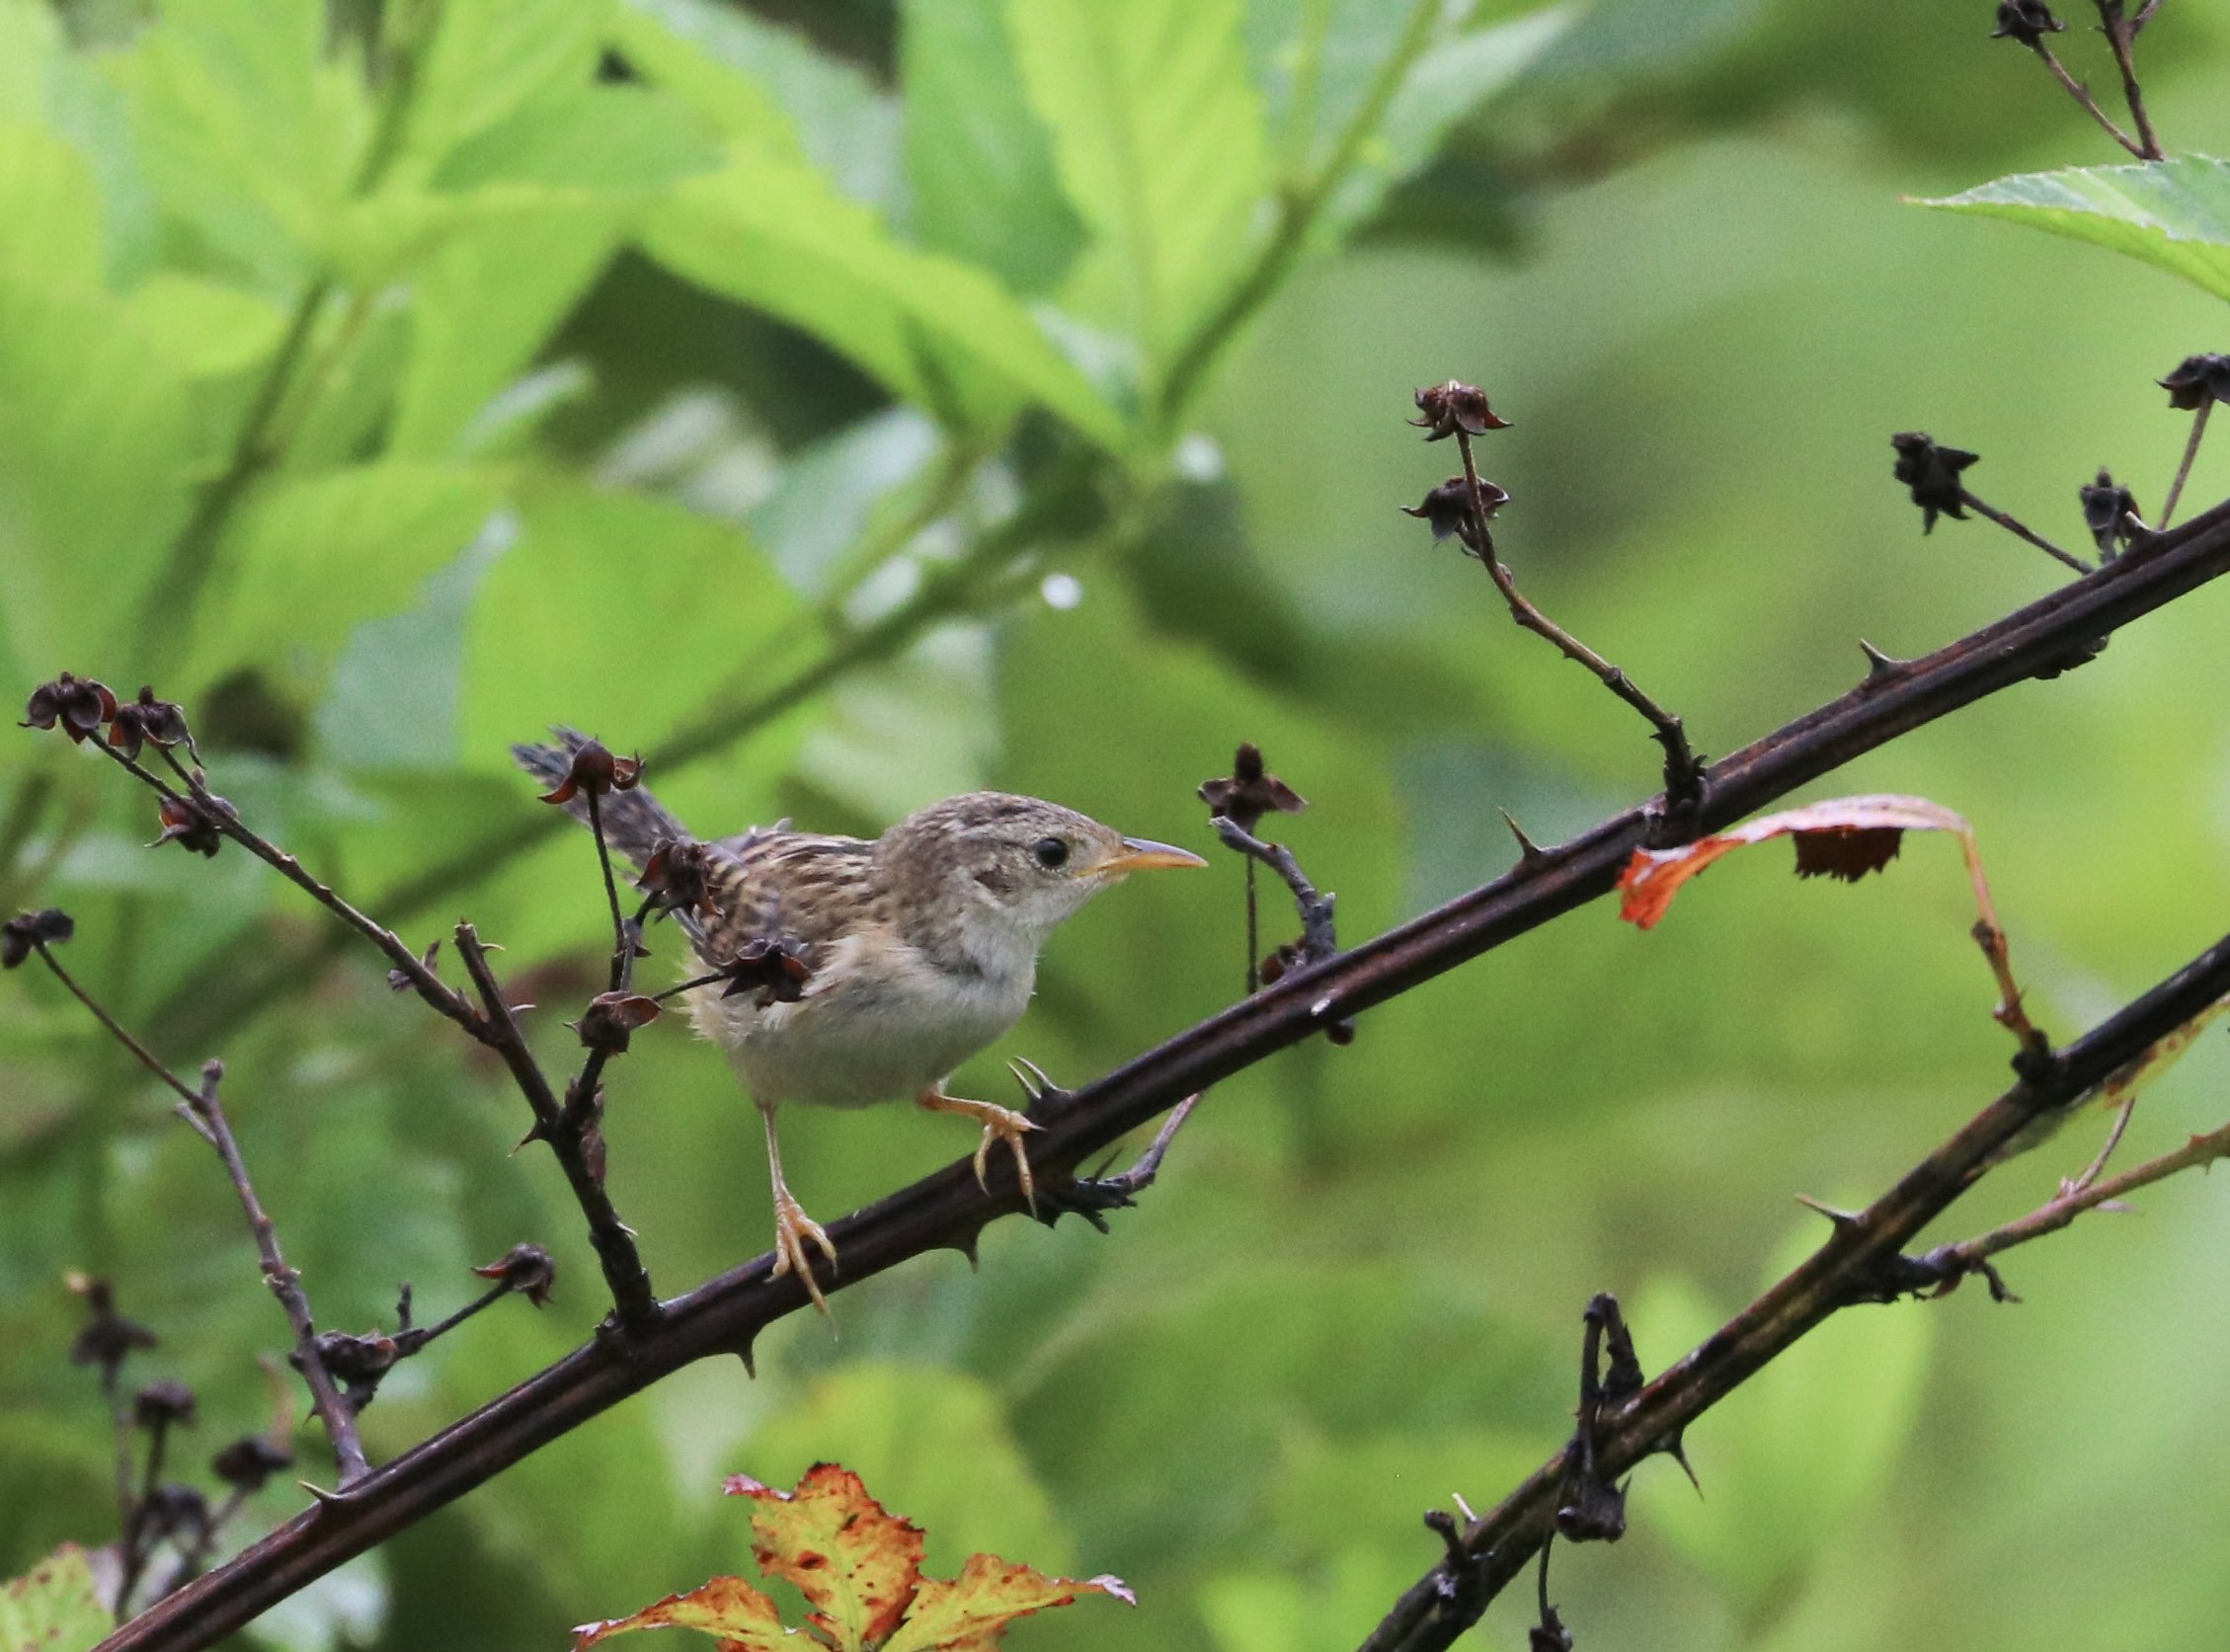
511,727,693,871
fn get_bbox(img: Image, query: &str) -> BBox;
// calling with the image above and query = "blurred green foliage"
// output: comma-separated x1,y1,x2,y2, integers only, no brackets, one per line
3,1,2230,1650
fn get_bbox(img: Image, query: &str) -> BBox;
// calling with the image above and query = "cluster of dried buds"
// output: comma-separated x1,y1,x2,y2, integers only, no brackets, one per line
1402,380,1515,558
1,906,73,970
22,675,192,756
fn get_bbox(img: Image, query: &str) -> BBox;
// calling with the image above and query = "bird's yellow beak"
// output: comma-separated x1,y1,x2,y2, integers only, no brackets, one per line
1093,836,1210,876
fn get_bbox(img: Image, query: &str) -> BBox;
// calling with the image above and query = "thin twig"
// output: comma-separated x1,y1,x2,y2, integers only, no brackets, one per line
2029,41,2146,156
2160,402,2210,527
583,788,634,994
1210,816,1350,1041
92,743,479,1036
180,1062,370,1486
1453,429,1705,810
391,1280,514,1358
1958,489,2095,574
451,925,661,1335
31,944,199,1106
2071,1088,2140,1193
2096,1,2164,159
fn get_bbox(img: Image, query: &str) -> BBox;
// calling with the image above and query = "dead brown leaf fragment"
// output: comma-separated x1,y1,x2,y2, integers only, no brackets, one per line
577,1465,1130,1652
1617,794,2047,1058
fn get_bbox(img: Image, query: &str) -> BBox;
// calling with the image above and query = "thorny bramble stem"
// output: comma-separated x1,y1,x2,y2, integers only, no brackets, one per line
451,926,661,1335
2161,402,2210,528
1958,489,2095,574
1451,428,1707,813
181,1063,369,1487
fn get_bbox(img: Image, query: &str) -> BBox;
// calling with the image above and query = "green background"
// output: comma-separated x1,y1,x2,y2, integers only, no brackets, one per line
4,1,2230,1648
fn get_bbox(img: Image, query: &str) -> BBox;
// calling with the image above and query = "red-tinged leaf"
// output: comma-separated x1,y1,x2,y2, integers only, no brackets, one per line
1617,795,1972,930
725,1463,923,1652
571,1576,789,1652
879,1554,1134,1652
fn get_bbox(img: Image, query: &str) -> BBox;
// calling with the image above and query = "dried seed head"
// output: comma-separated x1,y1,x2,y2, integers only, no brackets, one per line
302,1329,400,1390
2,907,74,970
2079,467,2141,559
107,686,193,761
470,1242,557,1307
211,1436,293,1492
535,738,644,805
1199,743,1308,836
152,792,238,858
636,837,723,922
21,673,118,744
1990,0,2063,44
1403,475,1509,554
1889,433,1979,533
714,937,813,1007
1409,379,1512,441
2158,353,2230,411
67,1273,159,1379
133,1378,198,1429
570,990,664,1054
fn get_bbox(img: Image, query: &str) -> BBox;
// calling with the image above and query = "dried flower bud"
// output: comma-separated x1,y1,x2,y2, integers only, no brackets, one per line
302,1329,399,1391
1990,0,2063,44
133,1378,198,1429
571,990,664,1054
2,907,74,970
1402,475,1510,554
636,838,723,921
2158,353,2230,410
1529,1606,1574,1652
211,1436,293,1492
470,1241,557,1307
66,1273,159,1378
140,1482,210,1542
21,673,118,744
1409,379,1512,441
106,686,193,760
1199,744,1308,836
152,792,238,858
535,738,644,805
714,937,813,1008
1257,940,1305,987
1889,433,1978,533
2079,467,2141,559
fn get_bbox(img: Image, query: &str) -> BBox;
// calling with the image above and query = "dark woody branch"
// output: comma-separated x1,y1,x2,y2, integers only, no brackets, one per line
1352,923,2230,1652
94,488,2230,1652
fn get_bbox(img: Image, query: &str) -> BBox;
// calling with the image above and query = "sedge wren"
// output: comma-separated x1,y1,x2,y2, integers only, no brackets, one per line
516,732,1206,1310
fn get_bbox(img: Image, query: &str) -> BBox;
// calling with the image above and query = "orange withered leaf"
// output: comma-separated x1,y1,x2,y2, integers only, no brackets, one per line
572,1575,788,1652
880,1553,1134,1652
1616,795,1972,930
726,1462,924,1650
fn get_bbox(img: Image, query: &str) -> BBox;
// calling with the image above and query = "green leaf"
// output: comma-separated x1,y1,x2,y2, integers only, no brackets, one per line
101,0,370,285
877,1553,1130,1652
0,274,194,674
393,0,609,186
729,1463,924,1651
192,464,504,690
901,0,1082,294
1007,0,1270,384
0,119,103,289
0,1544,110,1652
615,0,902,211
457,478,808,772
1920,156,2230,302
386,193,631,459
1316,6,1576,242
121,274,287,376
640,150,1125,448
430,86,722,194
573,1576,790,1652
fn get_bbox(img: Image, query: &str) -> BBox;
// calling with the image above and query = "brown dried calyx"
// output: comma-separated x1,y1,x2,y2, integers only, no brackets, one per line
1198,743,1307,836
536,738,643,804
1409,379,1512,441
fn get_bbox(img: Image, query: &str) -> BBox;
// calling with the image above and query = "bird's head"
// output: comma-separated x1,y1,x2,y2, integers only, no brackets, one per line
879,792,1207,951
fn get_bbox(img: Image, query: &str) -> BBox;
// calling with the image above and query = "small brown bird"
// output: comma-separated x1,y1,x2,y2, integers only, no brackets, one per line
516,732,1206,1310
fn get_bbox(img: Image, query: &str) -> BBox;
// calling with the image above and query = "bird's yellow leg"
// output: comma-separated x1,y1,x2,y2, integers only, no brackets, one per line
918,1088,1039,1213
759,1100,836,1315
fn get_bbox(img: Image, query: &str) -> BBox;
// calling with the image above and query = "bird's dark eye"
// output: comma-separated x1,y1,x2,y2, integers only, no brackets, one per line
1032,836,1070,870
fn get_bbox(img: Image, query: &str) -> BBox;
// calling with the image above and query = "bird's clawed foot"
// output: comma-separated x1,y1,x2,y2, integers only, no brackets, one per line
770,1188,837,1315
919,1088,1039,1214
